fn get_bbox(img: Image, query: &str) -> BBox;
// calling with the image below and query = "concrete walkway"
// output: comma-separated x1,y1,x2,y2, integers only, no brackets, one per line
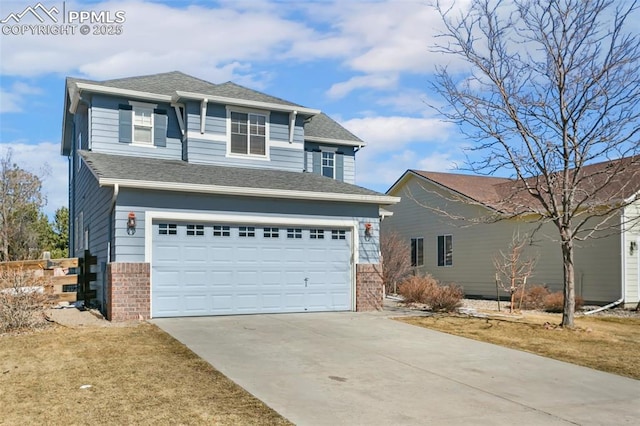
154,312,639,425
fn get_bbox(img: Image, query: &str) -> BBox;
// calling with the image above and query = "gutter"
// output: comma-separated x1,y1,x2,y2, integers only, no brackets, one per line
98,178,401,205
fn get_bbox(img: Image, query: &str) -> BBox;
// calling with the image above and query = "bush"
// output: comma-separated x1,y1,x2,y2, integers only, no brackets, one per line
398,275,435,304
398,275,464,312
514,285,550,310
426,283,464,312
0,268,49,333
543,292,585,313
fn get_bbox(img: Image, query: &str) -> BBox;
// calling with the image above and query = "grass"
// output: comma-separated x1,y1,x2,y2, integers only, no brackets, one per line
0,323,291,425
399,313,640,380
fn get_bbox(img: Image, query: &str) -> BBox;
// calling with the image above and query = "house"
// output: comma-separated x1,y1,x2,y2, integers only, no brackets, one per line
60,71,399,320
384,160,640,307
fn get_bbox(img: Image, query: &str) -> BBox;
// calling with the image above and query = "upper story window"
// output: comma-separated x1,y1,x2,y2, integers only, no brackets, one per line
133,106,153,145
230,111,267,156
322,152,335,178
118,101,167,148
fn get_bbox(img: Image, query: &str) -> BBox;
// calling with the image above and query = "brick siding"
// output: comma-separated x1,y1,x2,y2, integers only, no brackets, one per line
106,262,150,321
355,263,383,311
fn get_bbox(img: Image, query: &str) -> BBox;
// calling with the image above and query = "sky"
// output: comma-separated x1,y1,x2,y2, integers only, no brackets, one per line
0,0,472,216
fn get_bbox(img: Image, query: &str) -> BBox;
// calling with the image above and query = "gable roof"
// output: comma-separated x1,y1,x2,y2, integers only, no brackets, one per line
80,151,398,205
304,113,363,145
62,71,364,153
389,157,640,214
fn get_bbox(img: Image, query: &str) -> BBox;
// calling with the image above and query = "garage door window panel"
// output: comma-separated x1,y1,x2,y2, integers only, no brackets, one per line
287,228,302,239
186,224,204,236
213,225,230,237
263,227,279,238
159,223,177,235
310,229,324,239
239,226,255,237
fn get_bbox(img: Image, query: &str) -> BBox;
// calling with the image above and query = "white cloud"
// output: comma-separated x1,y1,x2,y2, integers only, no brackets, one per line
0,82,42,113
327,74,398,99
341,115,453,154
0,141,67,216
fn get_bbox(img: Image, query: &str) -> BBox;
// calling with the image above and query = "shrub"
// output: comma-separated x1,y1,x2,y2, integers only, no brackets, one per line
398,275,435,304
0,268,50,333
398,275,464,312
543,292,585,313
425,283,464,312
514,285,550,310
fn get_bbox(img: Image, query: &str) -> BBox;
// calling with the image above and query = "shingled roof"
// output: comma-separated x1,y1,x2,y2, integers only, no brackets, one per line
79,151,395,204
304,113,363,144
396,157,640,214
66,71,361,144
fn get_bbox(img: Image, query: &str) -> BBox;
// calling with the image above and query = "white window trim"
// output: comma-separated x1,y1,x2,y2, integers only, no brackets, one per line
226,106,271,160
144,211,358,318
129,100,158,147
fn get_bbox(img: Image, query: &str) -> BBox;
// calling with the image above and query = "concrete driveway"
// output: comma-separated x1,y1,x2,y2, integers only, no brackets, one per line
154,312,639,425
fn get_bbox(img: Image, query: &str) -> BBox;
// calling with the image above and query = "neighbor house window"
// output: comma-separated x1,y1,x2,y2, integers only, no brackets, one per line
133,106,153,145
230,111,266,156
322,152,335,178
411,237,423,267
437,235,453,266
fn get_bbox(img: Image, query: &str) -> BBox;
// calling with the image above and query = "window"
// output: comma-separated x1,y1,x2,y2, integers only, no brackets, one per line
322,152,334,178
437,235,453,266
310,229,324,239
133,106,153,145
230,111,266,156
263,227,279,238
239,226,255,237
411,237,423,267
158,224,177,235
213,225,230,237
287,228,302,239
186,224,204,236
331,230,346,240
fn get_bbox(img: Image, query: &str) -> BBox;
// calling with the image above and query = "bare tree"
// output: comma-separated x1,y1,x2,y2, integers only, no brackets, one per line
380,231,413,294
493,232,537,313
432,0,640,327
0,149,45,261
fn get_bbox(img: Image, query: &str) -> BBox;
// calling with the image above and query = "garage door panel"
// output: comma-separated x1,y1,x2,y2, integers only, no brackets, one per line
152,222,352,317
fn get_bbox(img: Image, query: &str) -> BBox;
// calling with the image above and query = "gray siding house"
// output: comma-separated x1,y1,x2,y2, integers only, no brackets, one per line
384,161,640,307
61,71,398,320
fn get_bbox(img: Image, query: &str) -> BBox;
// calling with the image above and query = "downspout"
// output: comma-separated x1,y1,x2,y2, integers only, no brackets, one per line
289,110,297,143
200,99,208,134
584,211,626,315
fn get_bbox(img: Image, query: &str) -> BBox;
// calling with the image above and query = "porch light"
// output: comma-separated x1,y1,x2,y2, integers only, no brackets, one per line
127,212,137,235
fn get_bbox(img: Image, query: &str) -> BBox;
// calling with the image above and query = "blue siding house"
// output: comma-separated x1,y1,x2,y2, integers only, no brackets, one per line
60,71,398,320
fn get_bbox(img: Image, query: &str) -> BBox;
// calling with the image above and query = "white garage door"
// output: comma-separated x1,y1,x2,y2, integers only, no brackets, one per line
151,221,353,317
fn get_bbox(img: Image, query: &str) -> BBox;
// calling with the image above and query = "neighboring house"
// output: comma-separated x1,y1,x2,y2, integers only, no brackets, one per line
60,71,399,320
384,160,640,307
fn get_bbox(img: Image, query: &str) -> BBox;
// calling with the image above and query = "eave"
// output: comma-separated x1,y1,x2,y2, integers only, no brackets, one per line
98,177,400,206
173,91,320,116
304,135,365,148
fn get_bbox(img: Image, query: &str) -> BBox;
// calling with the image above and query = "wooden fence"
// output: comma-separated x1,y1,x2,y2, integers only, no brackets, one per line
0,257,80,304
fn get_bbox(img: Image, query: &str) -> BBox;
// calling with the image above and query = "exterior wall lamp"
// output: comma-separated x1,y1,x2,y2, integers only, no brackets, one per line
127,212,137,235
631,241,637,256
364,222,373,241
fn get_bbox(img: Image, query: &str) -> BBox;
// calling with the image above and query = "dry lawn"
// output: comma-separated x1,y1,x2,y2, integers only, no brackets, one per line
0,323,291,425
399,313,640,380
